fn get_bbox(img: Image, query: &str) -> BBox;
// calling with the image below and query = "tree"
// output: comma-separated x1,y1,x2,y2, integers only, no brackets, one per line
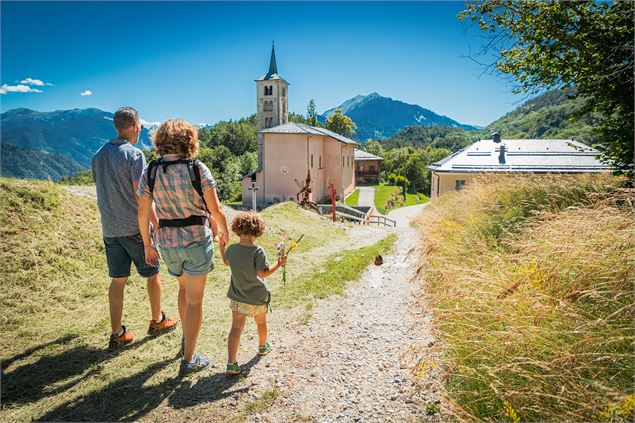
459,0,634,176
307,99,318,126
325,109,357,137
363,140,385,157
208,119,257,156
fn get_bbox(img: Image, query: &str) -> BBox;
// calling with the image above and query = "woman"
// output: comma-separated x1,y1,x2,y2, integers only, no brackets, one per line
138,119,229,376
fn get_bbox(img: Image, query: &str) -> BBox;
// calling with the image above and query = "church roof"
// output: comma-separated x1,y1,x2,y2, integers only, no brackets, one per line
261,122,358,145
354,149,384,161
428,138,612,173
256,44,288,82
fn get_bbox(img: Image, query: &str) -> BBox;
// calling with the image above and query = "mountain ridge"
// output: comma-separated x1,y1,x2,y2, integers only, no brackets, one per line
319,92,479,141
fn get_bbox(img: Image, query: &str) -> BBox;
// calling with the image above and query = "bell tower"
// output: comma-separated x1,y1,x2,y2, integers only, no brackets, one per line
256,43,289,132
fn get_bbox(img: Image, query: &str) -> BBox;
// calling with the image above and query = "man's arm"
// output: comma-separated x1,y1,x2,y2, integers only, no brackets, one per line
138,195,159,266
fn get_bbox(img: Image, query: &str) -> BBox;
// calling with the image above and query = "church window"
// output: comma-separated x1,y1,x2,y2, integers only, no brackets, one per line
283,87,286,96
311,154,314,168
342,156,345,167
319,156,322,168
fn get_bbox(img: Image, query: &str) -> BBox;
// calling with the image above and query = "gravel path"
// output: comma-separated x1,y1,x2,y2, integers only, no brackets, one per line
200,203,441,423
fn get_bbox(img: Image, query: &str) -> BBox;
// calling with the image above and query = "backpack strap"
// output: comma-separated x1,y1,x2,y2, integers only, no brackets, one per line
147,159,160,194
188,160,209,211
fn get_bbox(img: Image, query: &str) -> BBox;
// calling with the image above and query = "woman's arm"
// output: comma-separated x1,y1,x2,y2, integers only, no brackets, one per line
219,234,230,266
203,187,230,246
138,195,159,266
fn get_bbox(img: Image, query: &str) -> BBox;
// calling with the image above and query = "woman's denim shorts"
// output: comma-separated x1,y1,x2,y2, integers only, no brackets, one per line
159,236,214,277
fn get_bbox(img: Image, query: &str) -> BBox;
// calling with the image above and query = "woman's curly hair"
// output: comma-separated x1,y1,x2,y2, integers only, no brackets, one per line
231,211,266,238
153,119,199,158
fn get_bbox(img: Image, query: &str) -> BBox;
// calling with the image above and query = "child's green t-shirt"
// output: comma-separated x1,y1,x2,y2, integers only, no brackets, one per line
223,243,271,305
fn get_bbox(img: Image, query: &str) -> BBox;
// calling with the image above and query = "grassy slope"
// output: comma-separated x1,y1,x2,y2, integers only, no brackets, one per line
0,178,393,422
345,188,360,206
415,174,634,422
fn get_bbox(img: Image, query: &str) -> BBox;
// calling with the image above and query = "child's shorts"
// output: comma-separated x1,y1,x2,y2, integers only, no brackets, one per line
230,300,268,317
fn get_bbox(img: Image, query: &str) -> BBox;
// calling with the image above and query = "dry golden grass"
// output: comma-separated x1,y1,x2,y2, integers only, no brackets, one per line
415,174,634,422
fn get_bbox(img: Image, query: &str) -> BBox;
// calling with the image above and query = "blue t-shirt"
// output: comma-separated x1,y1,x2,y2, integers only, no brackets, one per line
92,139,146,238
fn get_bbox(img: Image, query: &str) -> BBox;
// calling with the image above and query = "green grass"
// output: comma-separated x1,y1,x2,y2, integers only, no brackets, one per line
0,178,389,422
416,174,634,422
245,389,279,412
345,188,360,206
370,184,428,213
372,184,402,214
404,191,429,207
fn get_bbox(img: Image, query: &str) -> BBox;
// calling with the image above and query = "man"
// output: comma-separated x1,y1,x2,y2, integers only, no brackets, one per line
92,107,177,350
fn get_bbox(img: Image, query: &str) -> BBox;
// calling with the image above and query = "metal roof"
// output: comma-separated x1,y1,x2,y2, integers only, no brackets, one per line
428,139,613,173
354,148,384,161
260,122,358,145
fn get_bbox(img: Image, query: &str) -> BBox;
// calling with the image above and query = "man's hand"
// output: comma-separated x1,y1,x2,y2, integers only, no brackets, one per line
144,244,160,267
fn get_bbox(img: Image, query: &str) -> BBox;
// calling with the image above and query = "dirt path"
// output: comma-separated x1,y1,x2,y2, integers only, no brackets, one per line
193,203,440,423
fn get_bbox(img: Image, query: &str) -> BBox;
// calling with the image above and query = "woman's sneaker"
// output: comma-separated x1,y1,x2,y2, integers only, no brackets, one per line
108,325,134,351
179,353,210,377
226,362,241,376
147,311,178,336
258,342,272,356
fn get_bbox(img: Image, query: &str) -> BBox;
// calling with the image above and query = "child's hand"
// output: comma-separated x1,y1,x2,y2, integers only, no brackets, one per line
278,255,288,267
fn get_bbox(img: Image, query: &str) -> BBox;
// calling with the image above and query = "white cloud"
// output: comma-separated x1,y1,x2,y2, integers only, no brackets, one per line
0,84,43,94
19,77,53,86
80,90,93,96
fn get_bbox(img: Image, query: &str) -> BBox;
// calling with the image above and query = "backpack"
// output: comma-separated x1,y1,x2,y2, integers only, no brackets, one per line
147,158,214,229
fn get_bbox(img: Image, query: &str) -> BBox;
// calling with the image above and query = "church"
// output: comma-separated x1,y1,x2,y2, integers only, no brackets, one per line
241,46,358,206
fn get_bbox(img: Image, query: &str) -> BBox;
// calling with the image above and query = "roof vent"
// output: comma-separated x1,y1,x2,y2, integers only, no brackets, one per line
491,132,502,143
499,143,506,164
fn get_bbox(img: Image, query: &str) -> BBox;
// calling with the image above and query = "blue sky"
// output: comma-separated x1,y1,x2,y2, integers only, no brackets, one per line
1,1,523,127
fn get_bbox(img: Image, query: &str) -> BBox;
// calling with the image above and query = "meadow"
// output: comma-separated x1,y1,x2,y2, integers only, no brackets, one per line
415,173,634,422
0,178,392,421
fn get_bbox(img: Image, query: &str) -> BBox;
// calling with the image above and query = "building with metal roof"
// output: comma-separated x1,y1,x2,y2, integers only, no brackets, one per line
428,135,612,199
354,149,383,183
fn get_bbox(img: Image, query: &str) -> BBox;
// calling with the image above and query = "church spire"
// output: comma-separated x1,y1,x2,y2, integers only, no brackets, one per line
266,42,278,78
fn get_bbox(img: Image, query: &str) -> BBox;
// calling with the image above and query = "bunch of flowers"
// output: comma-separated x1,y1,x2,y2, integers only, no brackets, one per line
275,233,304,288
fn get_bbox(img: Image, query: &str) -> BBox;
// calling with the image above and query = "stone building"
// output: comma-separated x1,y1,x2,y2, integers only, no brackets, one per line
242,46,358,206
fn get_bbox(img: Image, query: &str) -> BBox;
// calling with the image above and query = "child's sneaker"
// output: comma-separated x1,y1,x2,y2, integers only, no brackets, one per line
258,342,272,356
226,362,241,375
179,353,210,377
147,311,178,336
108,325,134,351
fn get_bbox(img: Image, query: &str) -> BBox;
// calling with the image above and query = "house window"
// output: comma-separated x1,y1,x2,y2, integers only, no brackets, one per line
311,154,314,168
319,156,322,168
359,165,364,172
455,180,466,191
342,157,345,167
369,165,376,172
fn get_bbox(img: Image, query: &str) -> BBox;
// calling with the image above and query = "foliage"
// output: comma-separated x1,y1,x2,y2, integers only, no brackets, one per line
416,173,633,421
384,125,474,151
460,0,634,175
325,108,356,136
362,140,384,157
485,88,599,145
58,170,93,185
371,184,403,214
1,142,86,181
306,99,318,127
382,146,451,194
206,117,257,156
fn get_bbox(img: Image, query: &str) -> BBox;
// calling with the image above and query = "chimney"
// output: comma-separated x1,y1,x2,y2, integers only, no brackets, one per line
491,131,501,143
499,143,506,164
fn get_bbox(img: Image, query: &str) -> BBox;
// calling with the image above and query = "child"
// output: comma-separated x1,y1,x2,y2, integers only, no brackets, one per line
219,211,287,376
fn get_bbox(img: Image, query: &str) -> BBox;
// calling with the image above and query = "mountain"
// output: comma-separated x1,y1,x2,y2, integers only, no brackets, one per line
1,142,86,181
319,93,479,141
1,108,154,180
485,88,598,145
